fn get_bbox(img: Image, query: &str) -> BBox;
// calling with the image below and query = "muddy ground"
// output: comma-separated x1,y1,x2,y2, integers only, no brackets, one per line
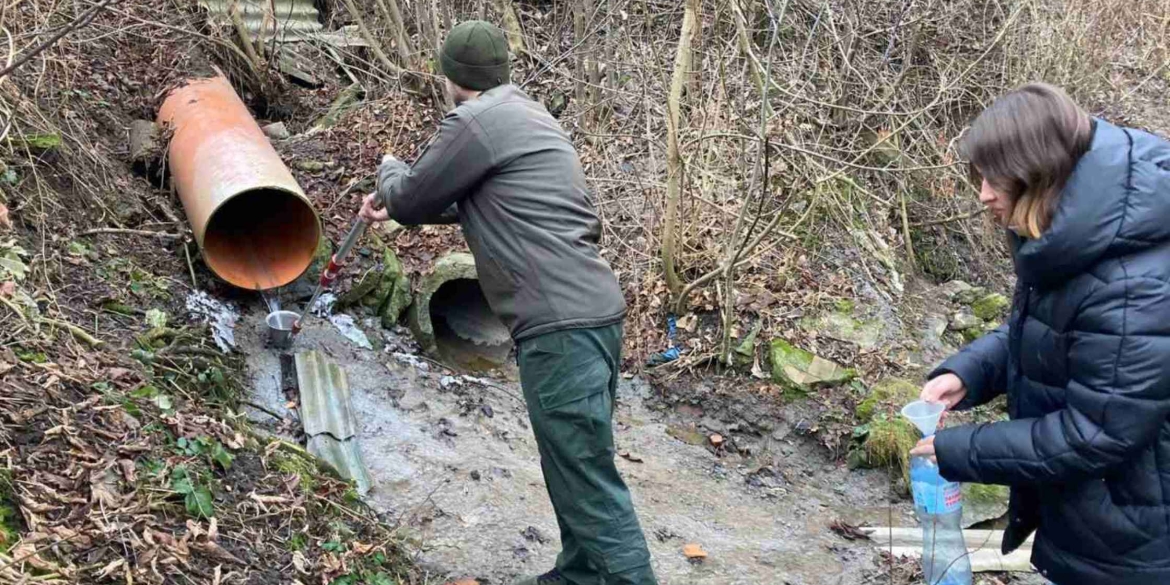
232,298,1044,585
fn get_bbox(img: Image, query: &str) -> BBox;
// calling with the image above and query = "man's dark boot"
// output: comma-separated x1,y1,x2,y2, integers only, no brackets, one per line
513,568,567,585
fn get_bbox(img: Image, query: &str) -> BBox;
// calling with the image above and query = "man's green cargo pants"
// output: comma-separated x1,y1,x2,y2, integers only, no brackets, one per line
517,323,657,585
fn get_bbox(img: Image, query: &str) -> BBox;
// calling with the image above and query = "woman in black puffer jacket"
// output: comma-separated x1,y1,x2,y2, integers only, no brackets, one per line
909,83,1170,585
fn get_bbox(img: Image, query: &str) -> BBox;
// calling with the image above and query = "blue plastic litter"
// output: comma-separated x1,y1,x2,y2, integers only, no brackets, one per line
646,314,682,366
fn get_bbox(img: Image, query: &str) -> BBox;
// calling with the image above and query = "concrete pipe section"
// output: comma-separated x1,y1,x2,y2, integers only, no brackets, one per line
408,253,513,371
158,75,320,290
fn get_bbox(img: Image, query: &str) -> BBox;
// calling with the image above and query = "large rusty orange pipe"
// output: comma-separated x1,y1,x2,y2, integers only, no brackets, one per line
158,75,320,290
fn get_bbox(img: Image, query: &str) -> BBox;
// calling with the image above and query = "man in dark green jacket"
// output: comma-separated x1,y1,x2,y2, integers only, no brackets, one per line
359,20,657,585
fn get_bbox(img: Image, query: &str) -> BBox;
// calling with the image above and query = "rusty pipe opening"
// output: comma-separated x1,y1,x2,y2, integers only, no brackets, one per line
159,75,321,291
202,187,319,290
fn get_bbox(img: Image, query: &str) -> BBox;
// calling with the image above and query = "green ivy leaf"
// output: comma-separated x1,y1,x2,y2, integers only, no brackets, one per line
131,385,160,399
368,573,394,585
211,442,233,470
185,487,214,518
321,540,345,553
170,466,194,495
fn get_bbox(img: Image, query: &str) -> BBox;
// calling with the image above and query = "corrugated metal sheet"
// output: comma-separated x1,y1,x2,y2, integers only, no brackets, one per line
295,350,373,495
296,350,356,439
308,434,373,495
197,0,324,38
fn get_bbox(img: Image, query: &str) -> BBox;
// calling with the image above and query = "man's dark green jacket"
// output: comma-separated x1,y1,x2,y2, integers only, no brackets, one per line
378,84,626,341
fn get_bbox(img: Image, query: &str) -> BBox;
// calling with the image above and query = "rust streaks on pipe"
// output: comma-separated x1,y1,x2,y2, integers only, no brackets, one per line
158,75,320,290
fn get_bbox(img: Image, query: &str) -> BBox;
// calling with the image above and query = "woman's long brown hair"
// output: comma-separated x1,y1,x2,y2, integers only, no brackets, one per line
961,83,1094,239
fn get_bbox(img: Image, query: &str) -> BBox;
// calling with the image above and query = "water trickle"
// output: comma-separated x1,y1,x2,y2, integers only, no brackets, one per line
260,288,281,313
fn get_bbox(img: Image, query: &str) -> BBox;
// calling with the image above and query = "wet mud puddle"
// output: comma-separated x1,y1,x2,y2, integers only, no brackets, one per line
237,312,912,585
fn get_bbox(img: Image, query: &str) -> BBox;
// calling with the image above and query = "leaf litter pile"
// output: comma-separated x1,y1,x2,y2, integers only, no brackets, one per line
0,2,425,583
0,329,415,584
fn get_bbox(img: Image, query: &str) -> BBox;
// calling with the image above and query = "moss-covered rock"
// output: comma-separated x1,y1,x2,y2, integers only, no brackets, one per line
949,311,982,331
769,339,855,394
336,267,381,309
801,309,883,351
963,482,1010,527
334,246,412,329
856,378,920,423
862,418,919,487
971,293,1010,321
953,286,988,306
961,327,983,344
376,248,412,328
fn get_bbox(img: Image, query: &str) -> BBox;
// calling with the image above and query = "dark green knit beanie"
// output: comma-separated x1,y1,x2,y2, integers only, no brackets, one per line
440,21,510,91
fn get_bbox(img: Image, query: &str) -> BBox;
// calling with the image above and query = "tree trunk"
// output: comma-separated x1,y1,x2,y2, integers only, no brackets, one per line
662,0,702,303
568,0,604,126
341,0,401,76
572,0,588,108
416,0,453,111
494,0,527,56
731,0,765,97
375,0,415,69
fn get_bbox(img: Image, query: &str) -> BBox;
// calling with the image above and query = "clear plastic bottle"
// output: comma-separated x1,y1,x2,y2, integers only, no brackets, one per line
909,455,972,585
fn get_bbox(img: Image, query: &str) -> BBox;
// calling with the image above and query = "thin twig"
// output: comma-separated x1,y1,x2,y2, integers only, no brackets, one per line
908,207,985,228
0,0,119,80
80,228,182,239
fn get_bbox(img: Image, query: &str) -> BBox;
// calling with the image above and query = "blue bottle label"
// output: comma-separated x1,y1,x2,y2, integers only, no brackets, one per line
913,479,963,515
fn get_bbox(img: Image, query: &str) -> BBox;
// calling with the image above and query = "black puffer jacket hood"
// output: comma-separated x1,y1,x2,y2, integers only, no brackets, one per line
932,119,1170,585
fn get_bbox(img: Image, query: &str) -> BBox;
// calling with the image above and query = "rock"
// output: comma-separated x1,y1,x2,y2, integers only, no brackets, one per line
948,311,982,332
768,339,855,393
907,313,958,369
971,292,1010,321
128,120,162,169
666,424,708,447
937,280,973,300
294,160,327,172
699,416,725,435
262,122,291,140
963,483,1010,528
398,387,427,411
619,450,644,463
856,378,919,423
801,310,883,350
954,286,989,306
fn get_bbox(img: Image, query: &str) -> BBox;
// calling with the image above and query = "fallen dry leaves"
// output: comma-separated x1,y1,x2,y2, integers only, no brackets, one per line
829,519,874,541
683,543,709,560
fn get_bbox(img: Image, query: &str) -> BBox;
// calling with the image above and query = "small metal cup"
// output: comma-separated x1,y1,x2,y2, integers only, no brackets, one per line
266,310,299,349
